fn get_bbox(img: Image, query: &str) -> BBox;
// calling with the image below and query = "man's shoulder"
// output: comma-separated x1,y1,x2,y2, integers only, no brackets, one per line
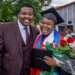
0,21,18,32
30,25,36,31
30,25,39,35
0,21,18,30
31,25,39,32
0,21,17,27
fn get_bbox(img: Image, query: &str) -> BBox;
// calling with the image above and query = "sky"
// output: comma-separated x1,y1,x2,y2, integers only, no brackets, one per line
51,0,75,6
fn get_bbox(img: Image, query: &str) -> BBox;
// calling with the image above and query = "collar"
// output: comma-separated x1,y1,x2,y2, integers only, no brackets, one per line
43,30,54,45
18,19,30,30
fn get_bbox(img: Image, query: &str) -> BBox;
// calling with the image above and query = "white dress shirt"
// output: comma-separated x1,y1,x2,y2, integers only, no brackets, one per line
18,20,30,44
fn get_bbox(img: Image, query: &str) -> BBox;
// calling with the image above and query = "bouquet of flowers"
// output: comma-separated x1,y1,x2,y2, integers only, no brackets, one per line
45,36,75,75
55,36,75,59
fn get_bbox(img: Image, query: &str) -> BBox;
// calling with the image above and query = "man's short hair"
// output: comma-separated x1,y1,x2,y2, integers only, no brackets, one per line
18,3,34,13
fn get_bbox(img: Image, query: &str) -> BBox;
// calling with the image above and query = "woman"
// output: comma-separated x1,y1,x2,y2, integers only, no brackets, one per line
30,12,71,75
59,26,72,40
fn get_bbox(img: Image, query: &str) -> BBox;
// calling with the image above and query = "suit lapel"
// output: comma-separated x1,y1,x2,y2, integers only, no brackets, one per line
30,25,37,41
12,23,37,57
13,21,22,57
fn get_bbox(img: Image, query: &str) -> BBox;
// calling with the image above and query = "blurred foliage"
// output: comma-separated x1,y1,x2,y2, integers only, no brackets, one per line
0,0,52,25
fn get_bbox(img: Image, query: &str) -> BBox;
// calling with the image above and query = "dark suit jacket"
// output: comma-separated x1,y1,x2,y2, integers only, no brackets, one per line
0,22,38,75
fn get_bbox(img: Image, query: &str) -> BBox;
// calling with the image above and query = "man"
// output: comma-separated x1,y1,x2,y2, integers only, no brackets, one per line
0,3,38,75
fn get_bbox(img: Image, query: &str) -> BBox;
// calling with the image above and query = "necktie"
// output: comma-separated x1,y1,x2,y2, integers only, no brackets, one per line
24,26,29,44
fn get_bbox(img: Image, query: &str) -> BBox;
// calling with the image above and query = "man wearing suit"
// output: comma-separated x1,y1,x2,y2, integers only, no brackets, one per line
0,3,38,75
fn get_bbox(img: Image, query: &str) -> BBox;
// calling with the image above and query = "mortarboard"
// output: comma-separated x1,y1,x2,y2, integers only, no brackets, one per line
67,25,73,31
40,7,64,24
58,25,66,31
58,24,73,31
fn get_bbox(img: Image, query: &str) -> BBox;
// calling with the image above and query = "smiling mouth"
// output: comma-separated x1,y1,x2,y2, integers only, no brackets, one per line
24,19,29,21
42,30,48,33
42,28,48,31
23,20,30,23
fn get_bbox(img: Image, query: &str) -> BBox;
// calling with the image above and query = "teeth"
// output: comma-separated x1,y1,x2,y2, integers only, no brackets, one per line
24,20,29,22
43,29,47,31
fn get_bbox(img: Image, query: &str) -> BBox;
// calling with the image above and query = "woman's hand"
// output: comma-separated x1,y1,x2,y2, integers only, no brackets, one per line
43,56,58,67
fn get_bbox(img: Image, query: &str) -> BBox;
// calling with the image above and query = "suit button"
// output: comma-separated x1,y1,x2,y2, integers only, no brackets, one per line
26,47,27,49
20,60,23,63
26,53,28,55
25,59,26,61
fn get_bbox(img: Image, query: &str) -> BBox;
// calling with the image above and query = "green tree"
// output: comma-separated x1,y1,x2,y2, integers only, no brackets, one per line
0,0,52,25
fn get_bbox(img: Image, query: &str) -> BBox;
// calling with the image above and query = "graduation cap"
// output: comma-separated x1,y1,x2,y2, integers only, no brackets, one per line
58,25,66,31
58,24,73,31
67,25,73,31
40,7,64,24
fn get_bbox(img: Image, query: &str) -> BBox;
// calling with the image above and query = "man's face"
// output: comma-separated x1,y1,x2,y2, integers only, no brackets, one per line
40,18,55,36
18,7,33,26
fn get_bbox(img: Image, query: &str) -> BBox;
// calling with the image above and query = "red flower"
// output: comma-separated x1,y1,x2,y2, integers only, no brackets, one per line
67,37,74,43
60,40,67,46
50,43,53,47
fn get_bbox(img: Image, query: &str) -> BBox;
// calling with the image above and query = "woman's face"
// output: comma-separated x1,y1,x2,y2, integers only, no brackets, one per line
40,18,55,36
